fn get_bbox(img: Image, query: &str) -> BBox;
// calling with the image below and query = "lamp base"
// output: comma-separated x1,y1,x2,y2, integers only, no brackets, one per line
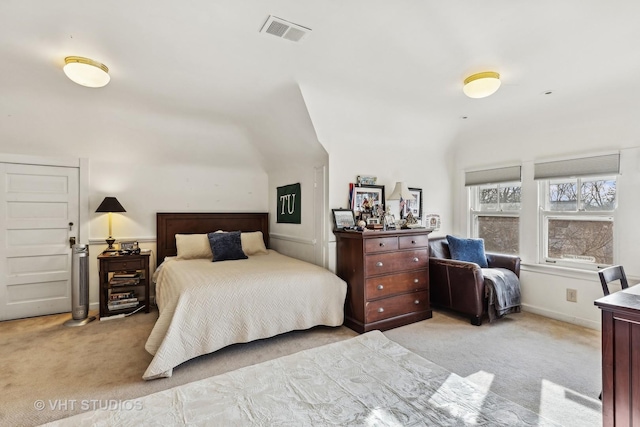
105,237,116,251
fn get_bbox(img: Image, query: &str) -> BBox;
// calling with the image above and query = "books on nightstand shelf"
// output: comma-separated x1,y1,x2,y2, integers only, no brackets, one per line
110,290,135,300
107,301,139,311
109,273,140,287
108,290,139,311
108,299,139,311
113,273,138,278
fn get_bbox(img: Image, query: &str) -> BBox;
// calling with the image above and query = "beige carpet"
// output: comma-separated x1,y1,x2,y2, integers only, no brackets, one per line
0,309,601,427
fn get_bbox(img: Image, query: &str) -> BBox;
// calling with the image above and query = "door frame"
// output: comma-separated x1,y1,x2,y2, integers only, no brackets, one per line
314,165,327,268
0,153,89,244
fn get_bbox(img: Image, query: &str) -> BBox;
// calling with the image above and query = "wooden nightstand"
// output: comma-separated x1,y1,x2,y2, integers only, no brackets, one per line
98,252,151,318
335,229,432,333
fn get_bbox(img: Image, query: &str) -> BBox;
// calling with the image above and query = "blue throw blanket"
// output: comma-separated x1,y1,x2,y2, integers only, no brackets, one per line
482,268,521,322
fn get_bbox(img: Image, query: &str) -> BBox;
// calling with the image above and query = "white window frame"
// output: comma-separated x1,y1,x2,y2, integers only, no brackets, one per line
538,175,616,270
469,181,521,254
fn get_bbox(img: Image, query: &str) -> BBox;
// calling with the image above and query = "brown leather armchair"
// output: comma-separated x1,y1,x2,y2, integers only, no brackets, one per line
428,236,521,326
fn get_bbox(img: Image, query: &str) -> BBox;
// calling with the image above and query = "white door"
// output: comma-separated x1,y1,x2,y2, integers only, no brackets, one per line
0,163,79,321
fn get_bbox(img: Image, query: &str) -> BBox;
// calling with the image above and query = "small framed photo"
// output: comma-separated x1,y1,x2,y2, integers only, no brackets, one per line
357,175,377,185
402,187,423,220
119,241,138,252
351,184,385,215
332,209,356,230
425,214,441,230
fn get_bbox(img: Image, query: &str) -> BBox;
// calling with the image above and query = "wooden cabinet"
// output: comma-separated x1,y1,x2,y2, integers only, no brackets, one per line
595,285,640,427
335,229,432,333
98,253,151,318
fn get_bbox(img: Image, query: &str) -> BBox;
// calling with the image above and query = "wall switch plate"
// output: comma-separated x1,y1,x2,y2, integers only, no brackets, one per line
566,288,578,303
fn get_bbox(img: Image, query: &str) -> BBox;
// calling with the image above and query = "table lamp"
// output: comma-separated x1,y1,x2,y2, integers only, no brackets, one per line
388,182,415,211
95,197,126,251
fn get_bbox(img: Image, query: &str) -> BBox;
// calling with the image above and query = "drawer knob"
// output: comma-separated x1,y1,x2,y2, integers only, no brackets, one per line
379,242,385,247
377,284,384,290
414,299,420,305
414,278,419,284
378,307,384,313
413,257,419,262
411,240,416,244
376,261,383,267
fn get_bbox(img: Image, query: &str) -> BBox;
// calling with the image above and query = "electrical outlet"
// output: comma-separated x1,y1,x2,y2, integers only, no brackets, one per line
566,288,577,303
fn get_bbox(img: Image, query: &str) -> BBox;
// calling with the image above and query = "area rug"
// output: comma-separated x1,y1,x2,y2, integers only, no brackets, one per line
43,330,559,426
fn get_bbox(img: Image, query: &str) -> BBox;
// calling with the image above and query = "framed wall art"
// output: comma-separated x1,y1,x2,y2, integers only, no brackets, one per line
402,187,423,220
350,184,385,216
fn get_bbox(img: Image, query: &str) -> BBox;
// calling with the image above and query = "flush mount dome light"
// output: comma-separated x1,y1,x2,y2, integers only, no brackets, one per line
463,71,501,99
63,56,110,88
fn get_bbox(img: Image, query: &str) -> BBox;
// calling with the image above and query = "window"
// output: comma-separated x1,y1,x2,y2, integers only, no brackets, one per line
539,176,616,268
470,182,521,254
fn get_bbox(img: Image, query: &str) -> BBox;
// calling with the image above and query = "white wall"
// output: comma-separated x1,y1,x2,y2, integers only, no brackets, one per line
268,162,325,265
326,144,454,273
87,160,268,307
452,124,640,329
0,147,269,311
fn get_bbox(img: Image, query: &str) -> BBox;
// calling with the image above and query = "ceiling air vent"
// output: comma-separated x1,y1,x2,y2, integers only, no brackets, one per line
260,15,311,43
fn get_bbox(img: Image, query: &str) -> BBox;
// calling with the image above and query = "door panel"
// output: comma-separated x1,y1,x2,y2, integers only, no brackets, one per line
7,201,69,220
0,163,79,320
7,280,69,303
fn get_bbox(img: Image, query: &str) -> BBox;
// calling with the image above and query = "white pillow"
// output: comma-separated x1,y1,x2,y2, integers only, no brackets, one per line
241,231,268,255
175,234,213,260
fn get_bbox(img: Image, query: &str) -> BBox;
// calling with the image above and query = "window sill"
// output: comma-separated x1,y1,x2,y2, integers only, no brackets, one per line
520,262,599,281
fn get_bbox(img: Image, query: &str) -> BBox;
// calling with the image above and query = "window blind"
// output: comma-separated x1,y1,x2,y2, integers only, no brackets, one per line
533,153,620,180
465,165,521,186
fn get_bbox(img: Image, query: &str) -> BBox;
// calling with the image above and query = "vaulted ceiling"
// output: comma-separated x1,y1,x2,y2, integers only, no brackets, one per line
2,1,639,170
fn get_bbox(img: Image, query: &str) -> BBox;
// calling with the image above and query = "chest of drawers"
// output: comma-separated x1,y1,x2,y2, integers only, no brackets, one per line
335,229,432,333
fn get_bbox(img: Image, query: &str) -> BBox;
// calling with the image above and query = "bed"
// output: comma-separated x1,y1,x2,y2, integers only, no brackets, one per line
143,212,347,380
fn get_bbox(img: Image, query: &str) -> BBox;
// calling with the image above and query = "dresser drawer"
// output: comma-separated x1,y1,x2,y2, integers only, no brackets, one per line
364,237,398,253
365,249,429,276
365,270,428,300
107,258,144,272
399,234,429,249
365,291,429,323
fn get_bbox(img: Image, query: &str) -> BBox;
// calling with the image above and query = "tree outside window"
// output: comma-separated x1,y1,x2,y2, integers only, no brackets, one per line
471,182,521,255
542,177,616,267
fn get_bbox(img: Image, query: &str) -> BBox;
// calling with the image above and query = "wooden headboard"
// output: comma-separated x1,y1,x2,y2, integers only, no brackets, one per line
156,212,269,267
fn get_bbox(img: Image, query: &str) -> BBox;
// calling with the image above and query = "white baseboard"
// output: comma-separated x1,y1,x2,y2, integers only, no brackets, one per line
521,303,600,331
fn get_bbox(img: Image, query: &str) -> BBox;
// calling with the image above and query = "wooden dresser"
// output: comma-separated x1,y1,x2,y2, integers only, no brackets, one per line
335,229,432,333
595,285,640,427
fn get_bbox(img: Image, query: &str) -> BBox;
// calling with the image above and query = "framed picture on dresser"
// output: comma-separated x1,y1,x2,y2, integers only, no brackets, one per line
402,187,423,220
351,184,385,216
332,209,356,230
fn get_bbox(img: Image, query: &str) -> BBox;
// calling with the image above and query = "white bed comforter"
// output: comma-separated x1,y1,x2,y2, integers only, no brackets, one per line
143,250,347,380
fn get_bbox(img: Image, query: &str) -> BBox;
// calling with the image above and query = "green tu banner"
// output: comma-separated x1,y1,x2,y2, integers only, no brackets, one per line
277,183,301,224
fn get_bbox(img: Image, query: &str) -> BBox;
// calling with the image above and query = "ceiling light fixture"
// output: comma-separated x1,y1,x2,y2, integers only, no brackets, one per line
463,71,501,99
63,56,110,88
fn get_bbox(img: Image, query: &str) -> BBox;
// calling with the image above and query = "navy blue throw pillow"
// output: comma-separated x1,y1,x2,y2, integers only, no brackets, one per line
207,231,248,262
445,235,488,268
